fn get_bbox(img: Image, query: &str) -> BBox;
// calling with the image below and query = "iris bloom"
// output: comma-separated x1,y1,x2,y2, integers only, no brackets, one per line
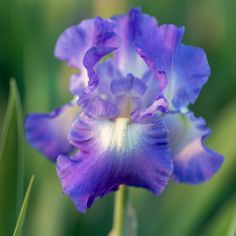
25,8,223,213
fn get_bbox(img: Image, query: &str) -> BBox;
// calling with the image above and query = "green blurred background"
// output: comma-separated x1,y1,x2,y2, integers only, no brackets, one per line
1,0,236,235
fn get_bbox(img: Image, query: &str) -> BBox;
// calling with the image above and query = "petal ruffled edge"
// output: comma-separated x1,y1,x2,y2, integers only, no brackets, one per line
163,112,223,184
57,114,173,212
25,102,79,161
54,17,121,89
111,7,158,77
135,24,210,111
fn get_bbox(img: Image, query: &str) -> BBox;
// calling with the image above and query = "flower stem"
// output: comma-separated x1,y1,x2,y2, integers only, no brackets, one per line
111,185,129,236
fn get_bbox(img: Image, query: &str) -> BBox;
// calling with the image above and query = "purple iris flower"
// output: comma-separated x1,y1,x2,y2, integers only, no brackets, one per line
25,7,223,213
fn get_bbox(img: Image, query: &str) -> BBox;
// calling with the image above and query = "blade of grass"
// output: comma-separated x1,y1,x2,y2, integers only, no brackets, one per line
0,79,25,235
13,79,25,216
13,175,35,236
0,79,17,160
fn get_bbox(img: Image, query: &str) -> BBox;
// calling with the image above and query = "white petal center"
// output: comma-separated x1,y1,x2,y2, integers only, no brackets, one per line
98,117,141,154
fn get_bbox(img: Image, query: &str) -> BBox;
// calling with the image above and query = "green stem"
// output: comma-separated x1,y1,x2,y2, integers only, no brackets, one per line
111,185,129,236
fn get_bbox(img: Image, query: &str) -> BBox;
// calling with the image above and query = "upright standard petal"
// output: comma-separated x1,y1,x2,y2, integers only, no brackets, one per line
25,103,79,161
112,7,157,77
54,25,86,68
163,112,223,184
55,17,120,90
83,18,121,87
57,115,173,212
135,24,210,110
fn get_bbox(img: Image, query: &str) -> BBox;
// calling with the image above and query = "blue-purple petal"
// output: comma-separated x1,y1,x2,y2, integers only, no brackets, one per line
54,25,86,68
76,60,122,119
78,95,119,119
135,24,210,110
55,17,120,90
132,96,169,122
112,7,157,77
141,71,166,107
135,25,183,91
78,62,161,118
57,115,173,212
25,103,79,161
95,59,122,96
163,112,223,184
111,73,147,96
170,44,210,109
82,17,121,87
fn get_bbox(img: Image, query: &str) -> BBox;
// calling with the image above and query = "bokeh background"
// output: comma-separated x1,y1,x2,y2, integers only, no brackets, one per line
1,0,236,235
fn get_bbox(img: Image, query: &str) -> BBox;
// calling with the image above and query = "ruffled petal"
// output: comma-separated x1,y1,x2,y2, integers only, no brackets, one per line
54,25,86,68
78,95,119,120
132,96,169,122
78,61,162,118
70,58,122,97
57,115,173,212
83,45,120,88
135,24,210,110
77,59,122,119
55,17,119,68
170,44,210,109
112,7,157,77
55,17,120,89
25,103,79,161
163,112,223,184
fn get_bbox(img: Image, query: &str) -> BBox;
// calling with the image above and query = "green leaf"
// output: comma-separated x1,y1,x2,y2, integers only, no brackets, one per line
13,175,35,236
0,79,25,235
201,195,236,236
